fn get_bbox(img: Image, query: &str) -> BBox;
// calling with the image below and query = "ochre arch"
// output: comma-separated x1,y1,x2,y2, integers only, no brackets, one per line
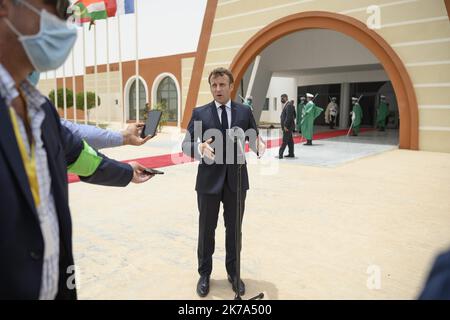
230,11,418,150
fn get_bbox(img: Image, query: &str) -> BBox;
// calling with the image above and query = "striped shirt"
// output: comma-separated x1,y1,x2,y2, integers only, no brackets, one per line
0,65,60,300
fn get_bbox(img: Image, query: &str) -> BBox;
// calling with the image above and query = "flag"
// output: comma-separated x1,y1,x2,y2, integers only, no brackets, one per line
105,0,117,17
73,0,107,22
117,0,135,15
86,0,107,20
71,1,91,24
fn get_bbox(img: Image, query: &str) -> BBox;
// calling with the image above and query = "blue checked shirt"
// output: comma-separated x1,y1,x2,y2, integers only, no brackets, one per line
0,64,60,300
60,119,123,150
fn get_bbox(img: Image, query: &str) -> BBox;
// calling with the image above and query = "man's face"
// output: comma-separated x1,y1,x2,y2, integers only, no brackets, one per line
281,96,287,104
210,75,233,105
0,0,61,73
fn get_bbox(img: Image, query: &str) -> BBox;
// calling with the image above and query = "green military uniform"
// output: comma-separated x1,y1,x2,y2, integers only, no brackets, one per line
301,101,323,141
244,97,254,112
296,100,305,132
376,100,389,131
351,102,363,135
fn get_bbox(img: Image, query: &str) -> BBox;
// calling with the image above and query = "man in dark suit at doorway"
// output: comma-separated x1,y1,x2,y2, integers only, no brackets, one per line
278,94,296,158
182,67,266,297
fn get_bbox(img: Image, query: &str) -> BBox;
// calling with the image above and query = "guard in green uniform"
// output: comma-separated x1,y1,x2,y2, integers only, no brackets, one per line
301,93,324,145
350,97,363,136
296,96,305,132
244,96,254,112
376,95,389,131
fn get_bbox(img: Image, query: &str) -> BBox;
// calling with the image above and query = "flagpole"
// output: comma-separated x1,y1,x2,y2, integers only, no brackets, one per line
54,70,58,111
94,23,99,127
63,63,67,120
135,0,139,123
106,17,111,126
117,13,125,126
71,48,77,124
82,23,88,125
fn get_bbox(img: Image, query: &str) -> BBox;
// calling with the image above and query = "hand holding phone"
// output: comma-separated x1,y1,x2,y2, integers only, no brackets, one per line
144,168,164,175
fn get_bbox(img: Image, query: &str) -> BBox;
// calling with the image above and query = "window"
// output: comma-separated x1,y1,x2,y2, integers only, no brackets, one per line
273,97,277,111
129,78,147,121
263,98,269,111
157,77,178,122
298,83,341,126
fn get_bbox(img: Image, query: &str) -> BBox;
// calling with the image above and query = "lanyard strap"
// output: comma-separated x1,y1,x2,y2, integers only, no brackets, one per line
8,107,40,207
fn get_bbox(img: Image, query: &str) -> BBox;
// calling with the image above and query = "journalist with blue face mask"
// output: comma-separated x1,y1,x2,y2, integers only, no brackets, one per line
0,0,154,299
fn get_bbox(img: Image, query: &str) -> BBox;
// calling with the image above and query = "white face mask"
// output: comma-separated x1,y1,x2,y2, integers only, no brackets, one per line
4,0,78,72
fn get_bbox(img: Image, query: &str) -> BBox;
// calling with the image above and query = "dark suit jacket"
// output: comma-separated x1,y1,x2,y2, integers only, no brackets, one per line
0,97,133,300
280,101,296,131
418,249,450,300
182,101,258,195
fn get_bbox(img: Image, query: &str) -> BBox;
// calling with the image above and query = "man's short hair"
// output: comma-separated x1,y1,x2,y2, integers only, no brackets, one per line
281,94,288,99
16,0,70,19
208,67,234,85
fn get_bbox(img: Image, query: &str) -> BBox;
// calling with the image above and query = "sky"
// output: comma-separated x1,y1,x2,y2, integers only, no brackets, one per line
45,0,208,79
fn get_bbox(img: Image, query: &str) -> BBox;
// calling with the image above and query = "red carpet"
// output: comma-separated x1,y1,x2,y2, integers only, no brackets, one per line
68,128,373,184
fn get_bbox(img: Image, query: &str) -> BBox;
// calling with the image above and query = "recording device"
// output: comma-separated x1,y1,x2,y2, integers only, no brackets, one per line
141,110,163,138
143,168,164,175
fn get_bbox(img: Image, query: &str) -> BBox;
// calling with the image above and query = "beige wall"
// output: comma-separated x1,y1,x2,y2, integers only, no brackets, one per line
38,52,196,127
181,57,196,120
199,0,450,152
38,72,123,124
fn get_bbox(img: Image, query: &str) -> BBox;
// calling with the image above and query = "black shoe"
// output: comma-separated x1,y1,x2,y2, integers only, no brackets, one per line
285,154,295,158
227,274,245,296
277,155,283,159
196,275,210,297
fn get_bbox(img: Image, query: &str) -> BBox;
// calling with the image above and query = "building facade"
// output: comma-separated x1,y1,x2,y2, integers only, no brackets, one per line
39,0,450,153
182,0,450,153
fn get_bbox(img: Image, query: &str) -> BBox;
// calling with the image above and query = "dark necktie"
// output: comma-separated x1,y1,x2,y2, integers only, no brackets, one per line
220,105,229,132
220,105,229,164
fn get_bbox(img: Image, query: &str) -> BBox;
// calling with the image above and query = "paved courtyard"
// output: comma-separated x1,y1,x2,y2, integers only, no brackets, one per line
68,128,450,299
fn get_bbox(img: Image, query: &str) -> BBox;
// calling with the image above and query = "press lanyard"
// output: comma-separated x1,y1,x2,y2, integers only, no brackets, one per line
8,103,40,207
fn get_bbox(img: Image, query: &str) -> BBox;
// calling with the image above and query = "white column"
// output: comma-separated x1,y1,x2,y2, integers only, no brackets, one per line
340,83,350,129
245,55,261,99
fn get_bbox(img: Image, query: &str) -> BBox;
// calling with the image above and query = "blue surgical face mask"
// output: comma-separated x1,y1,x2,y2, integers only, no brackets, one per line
4,0,78,72
27,70,41,86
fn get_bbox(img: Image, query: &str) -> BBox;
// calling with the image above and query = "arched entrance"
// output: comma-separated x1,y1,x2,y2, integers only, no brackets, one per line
230,11,418,150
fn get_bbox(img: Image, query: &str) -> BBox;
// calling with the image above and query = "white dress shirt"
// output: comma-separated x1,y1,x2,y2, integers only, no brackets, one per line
214,99,232,129
198,100,233,158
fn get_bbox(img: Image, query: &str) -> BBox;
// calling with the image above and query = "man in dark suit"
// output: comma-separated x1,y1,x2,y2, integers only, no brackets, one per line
182,67,265,297
418,248,450,300
0,0,153,299
278,94,296,159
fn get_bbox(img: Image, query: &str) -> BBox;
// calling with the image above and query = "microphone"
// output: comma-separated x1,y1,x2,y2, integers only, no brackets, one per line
228,126,245,140
228,126,246,164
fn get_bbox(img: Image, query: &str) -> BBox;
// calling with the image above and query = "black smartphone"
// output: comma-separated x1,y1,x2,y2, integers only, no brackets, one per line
144,168,164,175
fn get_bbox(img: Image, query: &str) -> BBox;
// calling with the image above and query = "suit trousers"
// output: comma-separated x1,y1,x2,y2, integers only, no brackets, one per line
279,129,294,157
197,171,247,277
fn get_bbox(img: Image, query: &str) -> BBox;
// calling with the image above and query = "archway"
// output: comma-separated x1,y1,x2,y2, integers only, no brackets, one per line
230,11,418,150
151,73,181,127
124,76,148,121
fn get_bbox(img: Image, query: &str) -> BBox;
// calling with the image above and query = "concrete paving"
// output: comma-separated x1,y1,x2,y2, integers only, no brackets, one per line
68,128,450,300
